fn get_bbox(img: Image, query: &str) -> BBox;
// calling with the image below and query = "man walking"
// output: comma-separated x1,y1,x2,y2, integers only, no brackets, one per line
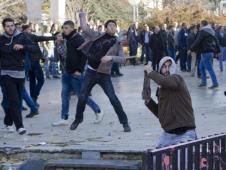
0,18,38,134
144,56,197,147
70,11,131,132
190,20,220,89
52,21,103,126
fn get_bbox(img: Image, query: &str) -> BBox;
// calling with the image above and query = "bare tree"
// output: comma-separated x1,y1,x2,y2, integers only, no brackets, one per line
0,0,26,21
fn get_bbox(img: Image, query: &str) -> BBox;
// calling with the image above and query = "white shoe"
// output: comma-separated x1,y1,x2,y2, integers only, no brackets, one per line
6,125,15,133
94,110,104,124
52,119,69,126
17,128,26,135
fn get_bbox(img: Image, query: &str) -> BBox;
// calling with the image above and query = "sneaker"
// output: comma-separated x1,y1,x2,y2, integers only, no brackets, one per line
6,125,15,133
17,128,26,135
26,111,39,118
52,119,69,126
123,124,131,132
70,119,82,130
94,110,104,124
208,85,219,89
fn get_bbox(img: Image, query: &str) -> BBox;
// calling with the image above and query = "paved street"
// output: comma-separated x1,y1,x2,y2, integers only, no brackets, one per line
0,63,226,152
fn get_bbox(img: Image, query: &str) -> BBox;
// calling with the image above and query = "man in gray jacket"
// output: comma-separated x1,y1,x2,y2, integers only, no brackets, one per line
70,10,131,132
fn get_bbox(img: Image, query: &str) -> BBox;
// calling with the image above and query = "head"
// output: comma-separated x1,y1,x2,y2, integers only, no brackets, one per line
144,24,149,32
219,26,224,33
54,32,63,43
201,20,208,28
15,22,22,32
22,24,32,33
2,18,16,36
62,20,75,36
154,26,160,33
181,23,187,29
159,56,177,76
161,23,167,30
104,20,117,36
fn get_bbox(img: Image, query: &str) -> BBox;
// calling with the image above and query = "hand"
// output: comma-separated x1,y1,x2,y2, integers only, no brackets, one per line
187,50,191,55
13,44,24,51
73,71,81,76
101,56,113,63
144,64,153,74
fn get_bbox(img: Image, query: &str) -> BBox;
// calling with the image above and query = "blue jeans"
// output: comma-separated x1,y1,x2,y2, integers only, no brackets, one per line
75,69,128,124
61,72,100,120
156,129,197,148
29,60,45,100
22,87,37,113
199,53,218,86
167,47,176,60
219,47,226,71
140,44,152,63
179,48,188,71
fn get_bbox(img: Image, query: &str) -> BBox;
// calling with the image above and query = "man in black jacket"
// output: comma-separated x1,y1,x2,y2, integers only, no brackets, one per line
22,24,55,109
216,26,226,72
150,26,165,71
190,20,220,89
52,20,103,126
0,18,38,135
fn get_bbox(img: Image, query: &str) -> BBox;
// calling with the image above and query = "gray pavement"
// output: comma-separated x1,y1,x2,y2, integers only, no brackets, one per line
0,63,226,152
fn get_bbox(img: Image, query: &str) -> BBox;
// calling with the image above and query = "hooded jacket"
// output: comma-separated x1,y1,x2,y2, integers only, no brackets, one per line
190,25,220,53
145,57,196,133
78,12,125,75
0,31,38,71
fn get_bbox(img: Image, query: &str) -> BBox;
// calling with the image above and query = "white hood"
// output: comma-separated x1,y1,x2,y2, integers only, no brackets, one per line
158,56,177,75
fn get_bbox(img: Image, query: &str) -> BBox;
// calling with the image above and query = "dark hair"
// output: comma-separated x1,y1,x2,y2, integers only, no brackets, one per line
182,23,186,27
63,20,75,28
53,31,60,37
22,24,30,31
2,18,14,27
15,22,21,26
104,20,117,28
201,20,208,26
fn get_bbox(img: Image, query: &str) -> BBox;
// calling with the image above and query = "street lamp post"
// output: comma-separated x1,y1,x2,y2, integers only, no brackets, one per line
128,0,141,22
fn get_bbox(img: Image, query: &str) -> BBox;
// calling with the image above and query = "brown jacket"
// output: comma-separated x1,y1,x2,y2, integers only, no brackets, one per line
146,71,196,132
78,12,125,74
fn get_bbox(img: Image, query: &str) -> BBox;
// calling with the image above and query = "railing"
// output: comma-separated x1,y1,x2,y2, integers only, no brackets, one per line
143,133,226,170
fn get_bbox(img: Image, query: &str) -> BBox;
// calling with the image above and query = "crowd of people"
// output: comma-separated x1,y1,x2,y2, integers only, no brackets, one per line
0,10,225,148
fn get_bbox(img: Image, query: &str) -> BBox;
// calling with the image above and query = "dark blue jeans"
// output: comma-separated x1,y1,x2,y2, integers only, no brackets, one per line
61,72,100,120
140,44,152,63
29,60,45,100
179,48,188,71
199,52,218,86
75,69,128,125
22,87,38,113
167,47,176,60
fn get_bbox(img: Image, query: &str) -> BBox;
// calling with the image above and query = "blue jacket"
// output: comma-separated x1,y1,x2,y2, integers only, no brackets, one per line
178,28,188,49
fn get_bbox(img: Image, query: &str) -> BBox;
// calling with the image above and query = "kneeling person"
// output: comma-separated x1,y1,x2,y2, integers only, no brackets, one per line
144,56,197,148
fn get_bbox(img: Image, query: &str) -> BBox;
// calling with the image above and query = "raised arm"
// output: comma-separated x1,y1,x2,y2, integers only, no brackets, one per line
79,11,98,39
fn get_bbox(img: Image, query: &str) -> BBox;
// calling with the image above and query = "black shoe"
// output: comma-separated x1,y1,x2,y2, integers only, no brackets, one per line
116,73,123,77
70,119,82,130
26,111,39,118
123,124,131,132
198,83,206,87
224,91,226,96
208,85,219,89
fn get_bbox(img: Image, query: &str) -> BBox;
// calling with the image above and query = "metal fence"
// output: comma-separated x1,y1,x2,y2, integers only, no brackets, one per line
143,133,226,170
